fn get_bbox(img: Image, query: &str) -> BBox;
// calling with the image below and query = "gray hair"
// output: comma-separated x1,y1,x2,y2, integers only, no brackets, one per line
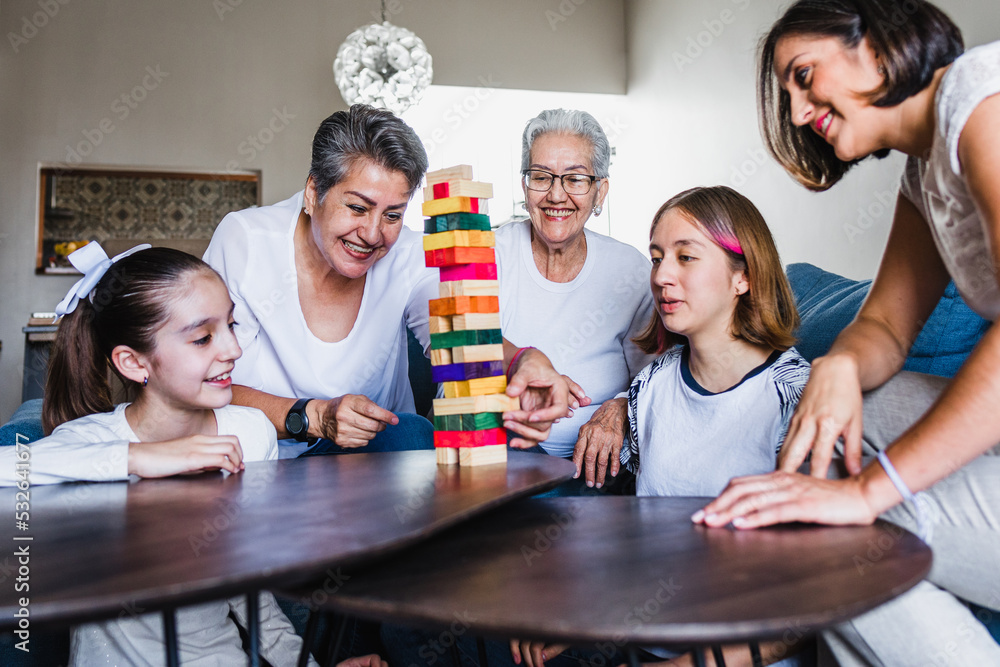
520,109,611,179
309,104,428,201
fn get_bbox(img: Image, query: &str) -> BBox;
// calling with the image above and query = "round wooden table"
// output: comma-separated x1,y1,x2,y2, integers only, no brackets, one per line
287,496,931,666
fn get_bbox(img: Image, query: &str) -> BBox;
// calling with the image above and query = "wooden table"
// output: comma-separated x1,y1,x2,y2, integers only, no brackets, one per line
0,450,573,663
287,496,931,665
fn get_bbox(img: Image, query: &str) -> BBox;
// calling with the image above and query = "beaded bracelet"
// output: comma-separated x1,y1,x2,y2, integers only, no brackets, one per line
877,450,934,544
507,346,536,381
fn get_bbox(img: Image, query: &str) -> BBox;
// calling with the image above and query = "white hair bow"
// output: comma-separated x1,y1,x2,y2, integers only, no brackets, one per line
54,243,152,318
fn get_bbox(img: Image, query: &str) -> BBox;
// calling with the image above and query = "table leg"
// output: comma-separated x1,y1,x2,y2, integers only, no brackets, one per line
711,645,727,666
692,648,707,667
627,647,641,667
477,636,489,667
298,609,321,667
324,614,349,667
749,642,763,667
247,591,260,667
162,608,179,667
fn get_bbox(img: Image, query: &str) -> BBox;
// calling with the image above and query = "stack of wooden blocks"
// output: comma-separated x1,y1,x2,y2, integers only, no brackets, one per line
423,165,517,467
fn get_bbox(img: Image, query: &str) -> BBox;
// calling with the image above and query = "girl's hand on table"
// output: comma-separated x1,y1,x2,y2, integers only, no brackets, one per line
573,397,627,488
692,470,879,529
128,435,244,477
510,639,569,667
313,395,398,448
336,654,388,667
778,354,865,478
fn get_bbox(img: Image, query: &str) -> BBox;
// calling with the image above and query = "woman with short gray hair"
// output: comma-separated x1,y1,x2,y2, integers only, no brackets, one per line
205,104,574,456
497,108,655,489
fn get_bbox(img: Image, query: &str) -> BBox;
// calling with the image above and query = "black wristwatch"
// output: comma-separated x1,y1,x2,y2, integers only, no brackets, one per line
285,398,314,442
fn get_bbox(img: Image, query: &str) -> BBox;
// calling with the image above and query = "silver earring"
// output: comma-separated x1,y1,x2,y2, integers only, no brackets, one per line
592,205,603,217
877,65,886,76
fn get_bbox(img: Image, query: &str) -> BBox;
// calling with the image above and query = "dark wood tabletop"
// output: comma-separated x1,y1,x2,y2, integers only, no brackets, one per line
287,496,932,646
0,450,574,629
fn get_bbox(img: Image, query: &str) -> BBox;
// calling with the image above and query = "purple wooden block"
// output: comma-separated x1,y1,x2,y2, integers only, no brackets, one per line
431,360,505,383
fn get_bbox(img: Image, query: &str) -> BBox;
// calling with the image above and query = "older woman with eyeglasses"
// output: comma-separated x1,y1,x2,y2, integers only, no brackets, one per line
495,109,655,491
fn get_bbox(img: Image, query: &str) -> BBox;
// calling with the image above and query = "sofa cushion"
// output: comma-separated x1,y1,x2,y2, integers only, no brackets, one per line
786,263,990,378
0,398,44,448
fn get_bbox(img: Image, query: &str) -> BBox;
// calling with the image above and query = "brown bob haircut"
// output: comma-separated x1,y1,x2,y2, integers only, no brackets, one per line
759,0,963,191
633,186,799,355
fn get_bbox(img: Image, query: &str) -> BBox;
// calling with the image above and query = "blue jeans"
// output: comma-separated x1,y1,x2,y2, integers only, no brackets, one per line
299,412,434,457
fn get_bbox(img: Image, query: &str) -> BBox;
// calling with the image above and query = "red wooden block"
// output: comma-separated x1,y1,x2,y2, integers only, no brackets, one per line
434,428,507,448
432,182,449,199
425,247,496,267
439,263,498,281
428,296,500,316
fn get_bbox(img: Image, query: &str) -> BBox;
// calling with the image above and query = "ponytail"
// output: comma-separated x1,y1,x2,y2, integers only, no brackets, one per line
41,247,215,434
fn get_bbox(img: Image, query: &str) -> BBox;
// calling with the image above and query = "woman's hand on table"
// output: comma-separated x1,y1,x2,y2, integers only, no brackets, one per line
510,639,569,667
336,654,388,667
692,470,879,529
778,353,865,477
573,397,627,488
128,435,245,477
311,395,398,448
504,349,588,448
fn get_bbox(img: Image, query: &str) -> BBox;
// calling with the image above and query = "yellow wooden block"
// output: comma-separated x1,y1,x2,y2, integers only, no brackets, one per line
426,165,474,186
439,280,500,298
433,394,520,416
424,180,494,200
442,376,508,398
429,315,453,334
452,313,501,331
437,447,459,465
452,344,504,364
423,230,496,252
430,348,452,366
422,197,489,218
460,444,507,467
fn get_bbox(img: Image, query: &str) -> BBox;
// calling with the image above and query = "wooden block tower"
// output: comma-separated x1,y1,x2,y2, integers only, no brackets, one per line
423,165,513,467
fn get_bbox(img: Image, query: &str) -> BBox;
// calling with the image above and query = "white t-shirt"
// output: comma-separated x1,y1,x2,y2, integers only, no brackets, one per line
496,221,655,457
0,405,308,666
900,40,1000,321
623,346,810,497
204,191,438,413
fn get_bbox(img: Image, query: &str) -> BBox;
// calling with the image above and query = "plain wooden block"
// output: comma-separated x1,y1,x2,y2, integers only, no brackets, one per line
421,197,488,218
439,280,499,298
424,247,496,267
436,447,459,465
433,411,504,431
460,444,508,467
430,360,505,383
424,212,491,233
423,230,495,252
430,348,453,366
439,263,497,281
452,313,502,331
451,344,504,363
429,315,453,334
434,428,507,448
428,296,500,316
425,180,494,200
425,165,474,186
442,376,507,398
430,328,502,350
433,394,520,416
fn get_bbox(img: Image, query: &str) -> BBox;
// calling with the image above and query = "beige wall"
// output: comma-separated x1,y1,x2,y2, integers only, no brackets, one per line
0,0,626,420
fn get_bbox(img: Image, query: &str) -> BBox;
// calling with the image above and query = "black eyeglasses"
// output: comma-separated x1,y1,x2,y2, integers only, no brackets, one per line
522,170,598,195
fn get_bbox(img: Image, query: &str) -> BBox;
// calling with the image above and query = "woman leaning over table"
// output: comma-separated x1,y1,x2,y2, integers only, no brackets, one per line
696,1,1000,664
497,109,655,491
204,104,575,456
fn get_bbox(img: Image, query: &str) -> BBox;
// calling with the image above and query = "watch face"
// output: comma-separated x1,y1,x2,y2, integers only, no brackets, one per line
287,413,305,434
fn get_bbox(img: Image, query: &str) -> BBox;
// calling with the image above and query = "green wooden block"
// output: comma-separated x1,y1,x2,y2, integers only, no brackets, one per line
424,212,491,233
430,328,502,350
433,412,504,431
